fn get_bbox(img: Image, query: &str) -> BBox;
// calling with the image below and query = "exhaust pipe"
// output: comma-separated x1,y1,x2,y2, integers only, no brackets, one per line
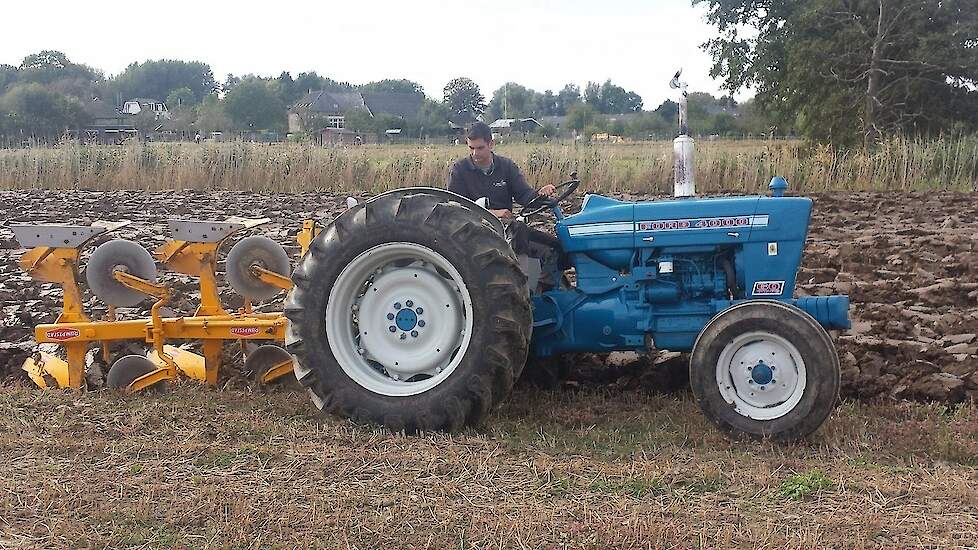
670,70,695,198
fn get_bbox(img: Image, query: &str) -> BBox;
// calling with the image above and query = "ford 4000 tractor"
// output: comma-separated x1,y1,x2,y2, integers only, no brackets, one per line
285,176,848,440
284,77,848,441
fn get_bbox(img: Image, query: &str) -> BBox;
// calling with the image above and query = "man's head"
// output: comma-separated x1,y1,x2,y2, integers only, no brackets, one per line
466,122,494,165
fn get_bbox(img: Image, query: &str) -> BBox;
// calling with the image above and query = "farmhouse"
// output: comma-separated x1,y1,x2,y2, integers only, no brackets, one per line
288,90,424,133
81,98,137,143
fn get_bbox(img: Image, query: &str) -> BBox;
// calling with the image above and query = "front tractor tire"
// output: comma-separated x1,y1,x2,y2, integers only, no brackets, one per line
285,191,532,432
690,300,841,441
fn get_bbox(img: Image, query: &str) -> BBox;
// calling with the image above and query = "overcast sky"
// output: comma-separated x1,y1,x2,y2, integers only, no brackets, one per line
1,0,742,109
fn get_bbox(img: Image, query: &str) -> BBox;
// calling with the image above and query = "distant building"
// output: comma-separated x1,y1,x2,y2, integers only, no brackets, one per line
447,111,479,139
488,118,544,141
289,90,425,133
81,98,136,143
121,98,171,120
489,118,543,133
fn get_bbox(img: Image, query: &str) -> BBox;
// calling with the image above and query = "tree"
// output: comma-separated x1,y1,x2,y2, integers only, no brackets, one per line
696,0,978,146
0,64,17,93
360,79,424,95
583,80,643,114
566,103,600,131
411,99,453,137
536,90,559,116
222,77,286,131
487,82,538,119
194,95,230,133
625,111,673,139
555,84,582,115
110,59,216,104
17,51,100,99
443,77,486,116
166,87,194,111
0,82,89,140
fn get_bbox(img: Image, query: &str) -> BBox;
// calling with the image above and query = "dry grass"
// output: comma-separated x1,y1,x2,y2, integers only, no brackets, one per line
0,383,976,548
0,136,975,194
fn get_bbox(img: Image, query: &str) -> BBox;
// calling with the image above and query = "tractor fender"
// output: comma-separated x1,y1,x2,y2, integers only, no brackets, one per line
369,187,504,235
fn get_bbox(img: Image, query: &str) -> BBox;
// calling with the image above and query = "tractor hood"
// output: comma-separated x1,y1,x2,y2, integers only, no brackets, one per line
556,193,813,271
558,194,768,251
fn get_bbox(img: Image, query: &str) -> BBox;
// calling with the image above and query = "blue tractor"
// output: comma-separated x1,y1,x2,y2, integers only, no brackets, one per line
285,74,848,440
284,175,849,440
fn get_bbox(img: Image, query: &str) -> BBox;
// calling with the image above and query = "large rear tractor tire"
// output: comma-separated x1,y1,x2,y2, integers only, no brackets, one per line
690,300,840,441
285,191,532,432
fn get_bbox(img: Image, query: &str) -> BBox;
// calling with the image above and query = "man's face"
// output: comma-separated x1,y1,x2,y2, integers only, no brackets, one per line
466,137,493,165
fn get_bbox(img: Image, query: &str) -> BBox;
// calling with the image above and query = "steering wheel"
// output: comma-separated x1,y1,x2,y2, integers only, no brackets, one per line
518,172,580,218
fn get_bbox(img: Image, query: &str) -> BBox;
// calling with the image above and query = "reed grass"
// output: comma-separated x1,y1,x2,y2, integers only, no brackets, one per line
0,136,974,193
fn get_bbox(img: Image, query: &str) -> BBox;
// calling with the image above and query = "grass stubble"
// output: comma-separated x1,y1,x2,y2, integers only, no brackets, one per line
0,383,975,548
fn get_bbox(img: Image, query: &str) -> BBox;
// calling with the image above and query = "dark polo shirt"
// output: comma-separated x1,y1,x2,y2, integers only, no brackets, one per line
447,153,535,210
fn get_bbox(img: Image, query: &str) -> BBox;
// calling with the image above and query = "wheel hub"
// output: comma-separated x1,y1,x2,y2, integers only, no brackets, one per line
716,332,807,421
394,306,419,332
750,361,774,385
353,260,465,382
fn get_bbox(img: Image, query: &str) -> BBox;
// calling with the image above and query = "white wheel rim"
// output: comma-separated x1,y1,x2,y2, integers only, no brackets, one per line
325,242,474,396
715,331,807,420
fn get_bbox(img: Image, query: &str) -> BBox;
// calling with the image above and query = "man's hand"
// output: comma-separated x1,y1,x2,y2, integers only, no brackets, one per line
539,184,557,197
490,208,513,219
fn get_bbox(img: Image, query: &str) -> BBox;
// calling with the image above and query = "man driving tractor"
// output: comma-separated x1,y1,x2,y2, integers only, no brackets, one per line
447,122,560,258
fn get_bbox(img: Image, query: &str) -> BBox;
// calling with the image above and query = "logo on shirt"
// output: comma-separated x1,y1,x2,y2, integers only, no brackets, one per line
493,180,507,187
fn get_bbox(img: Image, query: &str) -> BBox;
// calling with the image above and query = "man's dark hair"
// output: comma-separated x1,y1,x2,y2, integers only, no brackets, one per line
466,122,492,142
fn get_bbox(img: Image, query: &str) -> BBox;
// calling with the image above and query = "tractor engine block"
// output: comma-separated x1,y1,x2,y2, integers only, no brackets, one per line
532,248,736,356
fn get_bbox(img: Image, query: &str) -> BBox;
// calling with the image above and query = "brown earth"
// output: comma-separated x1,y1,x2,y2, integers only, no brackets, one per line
2,190,976,400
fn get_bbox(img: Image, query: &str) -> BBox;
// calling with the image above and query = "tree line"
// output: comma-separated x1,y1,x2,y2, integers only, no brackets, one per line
0,50,770,144
6,0,971,147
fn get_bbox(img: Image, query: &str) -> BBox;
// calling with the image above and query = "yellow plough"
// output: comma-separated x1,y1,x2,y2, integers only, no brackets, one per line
13,217,319,391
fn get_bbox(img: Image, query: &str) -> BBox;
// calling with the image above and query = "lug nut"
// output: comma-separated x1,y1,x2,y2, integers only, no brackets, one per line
417,320,425,327
387,313,395,320
406,300,414,307
388,326,396,333
416,307,423,314
394,302,401,309
411,330,418,338
399,333,407,340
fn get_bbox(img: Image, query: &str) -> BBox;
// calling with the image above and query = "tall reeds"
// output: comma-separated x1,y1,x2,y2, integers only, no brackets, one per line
0,136,974,193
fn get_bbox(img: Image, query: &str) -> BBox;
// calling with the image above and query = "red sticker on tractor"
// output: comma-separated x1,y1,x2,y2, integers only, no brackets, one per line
230,326,261,336
752,281,785,296
46,328,80,341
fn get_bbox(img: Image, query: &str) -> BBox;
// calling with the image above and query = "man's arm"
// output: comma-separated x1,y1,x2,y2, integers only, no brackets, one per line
508,162,537,206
